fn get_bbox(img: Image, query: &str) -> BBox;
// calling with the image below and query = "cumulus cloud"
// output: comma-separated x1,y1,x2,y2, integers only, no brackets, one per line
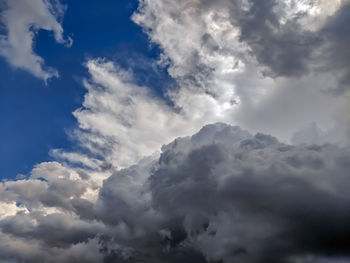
2,1,350,262
0,0,71,81
1,123,350,262
0,161,107,262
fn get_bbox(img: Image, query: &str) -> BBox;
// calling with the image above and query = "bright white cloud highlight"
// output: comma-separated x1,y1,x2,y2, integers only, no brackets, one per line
59,59,237,169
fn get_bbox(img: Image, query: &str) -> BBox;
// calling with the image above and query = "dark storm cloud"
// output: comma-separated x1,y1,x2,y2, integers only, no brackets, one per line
93,123,350,263
1,123,350,262
237,0,350,93
235,0,321,77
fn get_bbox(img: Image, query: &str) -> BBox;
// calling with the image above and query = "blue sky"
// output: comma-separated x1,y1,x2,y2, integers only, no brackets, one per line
0,0,168,178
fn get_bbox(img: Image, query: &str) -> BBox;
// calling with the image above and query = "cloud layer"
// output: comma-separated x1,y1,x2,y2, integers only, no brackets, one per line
0,0,71,80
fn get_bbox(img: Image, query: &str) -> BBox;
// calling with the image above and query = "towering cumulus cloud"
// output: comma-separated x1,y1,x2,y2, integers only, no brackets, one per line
1,0,350,262
0,0,71,80
2,123,350,262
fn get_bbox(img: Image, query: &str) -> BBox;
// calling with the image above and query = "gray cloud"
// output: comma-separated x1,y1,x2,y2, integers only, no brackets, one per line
235,0,320,77
134,0,324,80
190,0,350,87
319,2,350,94
232,0,350,93
144,123,350,262
1,123,350,262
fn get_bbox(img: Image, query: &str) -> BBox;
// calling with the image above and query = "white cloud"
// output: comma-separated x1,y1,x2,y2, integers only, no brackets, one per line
132,0,350,143
0,0,71,81
53,0,350,172
132,0,248,106
57,59,237,169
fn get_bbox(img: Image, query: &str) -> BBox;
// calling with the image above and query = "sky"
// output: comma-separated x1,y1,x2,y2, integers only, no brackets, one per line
0,0,166,177
0,0,350,262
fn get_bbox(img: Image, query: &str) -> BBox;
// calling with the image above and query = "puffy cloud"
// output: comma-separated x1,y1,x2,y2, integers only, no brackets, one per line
1,162,88,210
94,123,350,262
0,232,103,263
2,124,350,262
0,161,107,262
0,0,71,81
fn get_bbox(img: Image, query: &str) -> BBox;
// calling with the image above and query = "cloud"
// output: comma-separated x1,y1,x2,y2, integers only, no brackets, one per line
131,0,350,142
1,1,350,262
133,0,350,83
59,0,349,161
0,0,71,81
290,122,349,145
54,59,237,169
2,123,350,262
54,0,350,170
319,1,350,94
93,123,350,262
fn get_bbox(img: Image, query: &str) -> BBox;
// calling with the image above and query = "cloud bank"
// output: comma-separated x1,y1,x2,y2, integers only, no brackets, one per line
0,0,71,80
2,123,350,263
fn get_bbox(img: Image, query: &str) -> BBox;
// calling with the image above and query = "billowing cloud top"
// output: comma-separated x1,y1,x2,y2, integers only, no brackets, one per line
1,123,350,262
